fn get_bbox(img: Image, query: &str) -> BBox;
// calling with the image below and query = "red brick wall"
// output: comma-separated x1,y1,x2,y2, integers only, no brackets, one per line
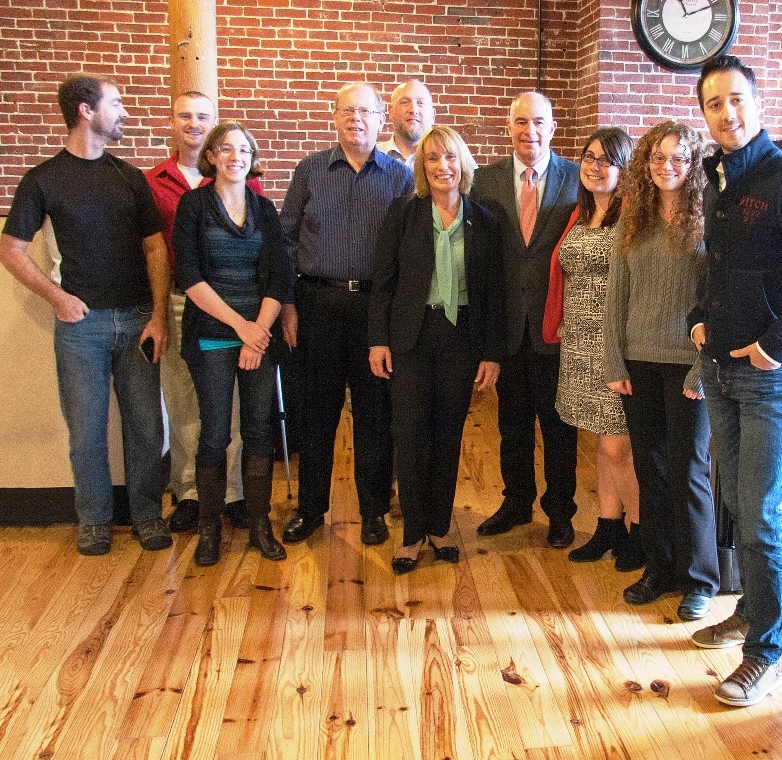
1,0,781,214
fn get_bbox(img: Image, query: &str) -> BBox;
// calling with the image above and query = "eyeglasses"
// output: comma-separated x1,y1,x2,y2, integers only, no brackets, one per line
649,153,691,167
581,152,618,169
214,145,254,156
335,106,382,118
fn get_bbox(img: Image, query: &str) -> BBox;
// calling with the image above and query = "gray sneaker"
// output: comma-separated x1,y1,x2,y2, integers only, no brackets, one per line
77,523,112,556
692,613,749,649
715,659,782,707
133,518,173,551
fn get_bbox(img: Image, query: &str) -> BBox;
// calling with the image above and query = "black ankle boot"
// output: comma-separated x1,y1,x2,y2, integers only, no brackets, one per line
244,454,286,561
194,462,227,567
568,517,626,562
615,522,644,572
194,519,221,566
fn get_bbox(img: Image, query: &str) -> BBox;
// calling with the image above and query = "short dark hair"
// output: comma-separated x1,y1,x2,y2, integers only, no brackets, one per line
696,54,757,111
197,121,264,178
57,73,117,130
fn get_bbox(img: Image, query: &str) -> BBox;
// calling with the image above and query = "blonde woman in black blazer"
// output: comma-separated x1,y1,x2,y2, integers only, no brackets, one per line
369,125,506,574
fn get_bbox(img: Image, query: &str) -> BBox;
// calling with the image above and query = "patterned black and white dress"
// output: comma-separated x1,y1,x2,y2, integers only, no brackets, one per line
556,222,628,436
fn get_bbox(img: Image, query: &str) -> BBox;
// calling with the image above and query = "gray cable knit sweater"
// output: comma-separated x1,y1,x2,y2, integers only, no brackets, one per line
603,215,706,395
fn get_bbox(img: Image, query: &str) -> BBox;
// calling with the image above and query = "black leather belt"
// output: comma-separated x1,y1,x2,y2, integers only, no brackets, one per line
428,304,468,310
299,274,371,292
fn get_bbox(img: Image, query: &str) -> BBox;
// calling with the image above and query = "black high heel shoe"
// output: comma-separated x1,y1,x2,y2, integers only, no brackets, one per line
428,536,459,564
391,538,425,575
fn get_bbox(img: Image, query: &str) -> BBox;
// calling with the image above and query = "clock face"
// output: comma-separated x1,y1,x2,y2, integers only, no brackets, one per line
631,0,739,72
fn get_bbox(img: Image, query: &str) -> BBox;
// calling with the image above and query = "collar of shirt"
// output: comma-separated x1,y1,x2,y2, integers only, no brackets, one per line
329,142,384,172
513,149,551,204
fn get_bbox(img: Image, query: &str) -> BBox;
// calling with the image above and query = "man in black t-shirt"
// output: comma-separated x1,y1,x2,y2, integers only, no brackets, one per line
0,73,172,556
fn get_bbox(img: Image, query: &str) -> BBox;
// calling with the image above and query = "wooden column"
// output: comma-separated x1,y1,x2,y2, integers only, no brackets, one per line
168,0,218,108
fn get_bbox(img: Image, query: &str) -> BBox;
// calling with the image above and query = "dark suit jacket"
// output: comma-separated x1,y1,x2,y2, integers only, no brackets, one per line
368,193,506,364
471,151,579,356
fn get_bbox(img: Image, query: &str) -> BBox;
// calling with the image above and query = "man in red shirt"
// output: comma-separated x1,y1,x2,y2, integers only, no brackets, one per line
146,92,263,531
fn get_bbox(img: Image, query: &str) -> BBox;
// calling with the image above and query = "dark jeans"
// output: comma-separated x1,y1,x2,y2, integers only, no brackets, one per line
295,279,393,519
391,308,477,545
701,356,782,665
621,360,719,596
186,346,277,467
496,324,577,519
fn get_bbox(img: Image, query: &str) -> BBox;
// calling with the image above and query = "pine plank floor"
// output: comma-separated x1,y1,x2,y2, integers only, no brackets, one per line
1,388,780,760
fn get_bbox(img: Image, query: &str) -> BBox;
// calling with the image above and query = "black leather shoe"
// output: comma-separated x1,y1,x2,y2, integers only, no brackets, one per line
391,539,424,575
361,515,389,545
476,499,533,536
678,592,712,621
282,514,325,543
547,516,575,548
430,541,459,564
623,570,678,605
224,499,248,529
168,498,199,532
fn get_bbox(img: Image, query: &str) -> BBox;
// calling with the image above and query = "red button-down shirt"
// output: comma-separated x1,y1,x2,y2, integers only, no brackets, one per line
145,152,264,268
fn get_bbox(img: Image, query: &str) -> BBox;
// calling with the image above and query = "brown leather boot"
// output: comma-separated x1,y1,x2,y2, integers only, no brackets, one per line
244,453,286,561
194,462,226,567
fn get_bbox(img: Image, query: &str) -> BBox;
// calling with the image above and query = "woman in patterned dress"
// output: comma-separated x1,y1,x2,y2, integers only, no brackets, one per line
543,127,641,571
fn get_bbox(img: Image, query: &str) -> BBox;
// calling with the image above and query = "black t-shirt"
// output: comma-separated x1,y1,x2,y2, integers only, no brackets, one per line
4,149,164,308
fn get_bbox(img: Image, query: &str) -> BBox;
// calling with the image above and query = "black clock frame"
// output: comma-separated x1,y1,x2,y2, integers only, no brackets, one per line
631,0,739,73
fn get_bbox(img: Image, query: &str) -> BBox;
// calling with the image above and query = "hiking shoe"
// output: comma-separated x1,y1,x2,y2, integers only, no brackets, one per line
132,518,173,551
692,613,749,649
715,659,782,707
77,523,112,556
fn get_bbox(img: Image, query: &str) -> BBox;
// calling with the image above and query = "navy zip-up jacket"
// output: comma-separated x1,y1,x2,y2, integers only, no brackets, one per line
688,129,782,364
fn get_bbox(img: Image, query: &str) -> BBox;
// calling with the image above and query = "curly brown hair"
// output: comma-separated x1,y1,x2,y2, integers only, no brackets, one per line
617,120,706,255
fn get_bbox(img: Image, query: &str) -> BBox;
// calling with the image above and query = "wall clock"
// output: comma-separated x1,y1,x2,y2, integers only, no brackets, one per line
631,0,739,72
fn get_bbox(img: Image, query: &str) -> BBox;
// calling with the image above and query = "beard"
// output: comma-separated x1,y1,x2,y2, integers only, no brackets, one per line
91,119,124,142
398,120,425,144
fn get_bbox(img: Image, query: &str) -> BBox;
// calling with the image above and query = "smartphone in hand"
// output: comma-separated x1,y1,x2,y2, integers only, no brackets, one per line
139,336,155,363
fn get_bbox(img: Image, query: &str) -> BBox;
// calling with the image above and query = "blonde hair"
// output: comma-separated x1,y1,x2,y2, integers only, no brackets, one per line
413,126,474,197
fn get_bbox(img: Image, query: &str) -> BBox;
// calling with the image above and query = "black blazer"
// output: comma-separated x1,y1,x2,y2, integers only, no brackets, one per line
368,193,506,363
471,151,578,356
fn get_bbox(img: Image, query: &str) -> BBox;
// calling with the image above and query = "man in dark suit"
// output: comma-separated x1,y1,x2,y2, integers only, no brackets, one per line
471,91,580,547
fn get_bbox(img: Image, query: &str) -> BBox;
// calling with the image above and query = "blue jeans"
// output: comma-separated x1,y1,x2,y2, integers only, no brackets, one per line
186,347,276,467
54,306,163,526
701,356,782,665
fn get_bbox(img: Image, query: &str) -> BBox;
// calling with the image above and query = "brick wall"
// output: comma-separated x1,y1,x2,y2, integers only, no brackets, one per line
1,0,781,214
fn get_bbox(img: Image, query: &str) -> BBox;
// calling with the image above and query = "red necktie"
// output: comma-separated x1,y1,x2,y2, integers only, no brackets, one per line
519,167,537,245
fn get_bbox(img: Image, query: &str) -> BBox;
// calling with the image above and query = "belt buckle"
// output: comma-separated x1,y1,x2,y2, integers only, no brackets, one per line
347,279,360,292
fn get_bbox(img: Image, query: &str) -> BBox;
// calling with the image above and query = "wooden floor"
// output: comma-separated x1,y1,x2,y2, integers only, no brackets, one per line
1,388,780,760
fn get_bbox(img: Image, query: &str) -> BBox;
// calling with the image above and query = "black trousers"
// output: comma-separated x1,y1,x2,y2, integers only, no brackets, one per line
295,279,393,519
391,308,477,546
621,360,719,596
495,322,577,519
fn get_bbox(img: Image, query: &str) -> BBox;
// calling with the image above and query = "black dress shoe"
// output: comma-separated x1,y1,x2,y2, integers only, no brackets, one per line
547,516,575,548
430,540,459,564
477,499,533,536
168,498,199,532
282,514,325,543
391,539,424,575
678,592,712,621
361,515,389,545
623,569,678,605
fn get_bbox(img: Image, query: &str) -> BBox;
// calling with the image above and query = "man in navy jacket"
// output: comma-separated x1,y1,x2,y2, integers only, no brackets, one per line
687,55,782,708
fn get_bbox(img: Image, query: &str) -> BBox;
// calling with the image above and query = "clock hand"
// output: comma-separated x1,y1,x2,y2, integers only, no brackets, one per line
684,0,720,17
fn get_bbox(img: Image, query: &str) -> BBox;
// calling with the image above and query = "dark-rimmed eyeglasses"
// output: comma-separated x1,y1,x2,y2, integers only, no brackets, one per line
581,152,618,169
